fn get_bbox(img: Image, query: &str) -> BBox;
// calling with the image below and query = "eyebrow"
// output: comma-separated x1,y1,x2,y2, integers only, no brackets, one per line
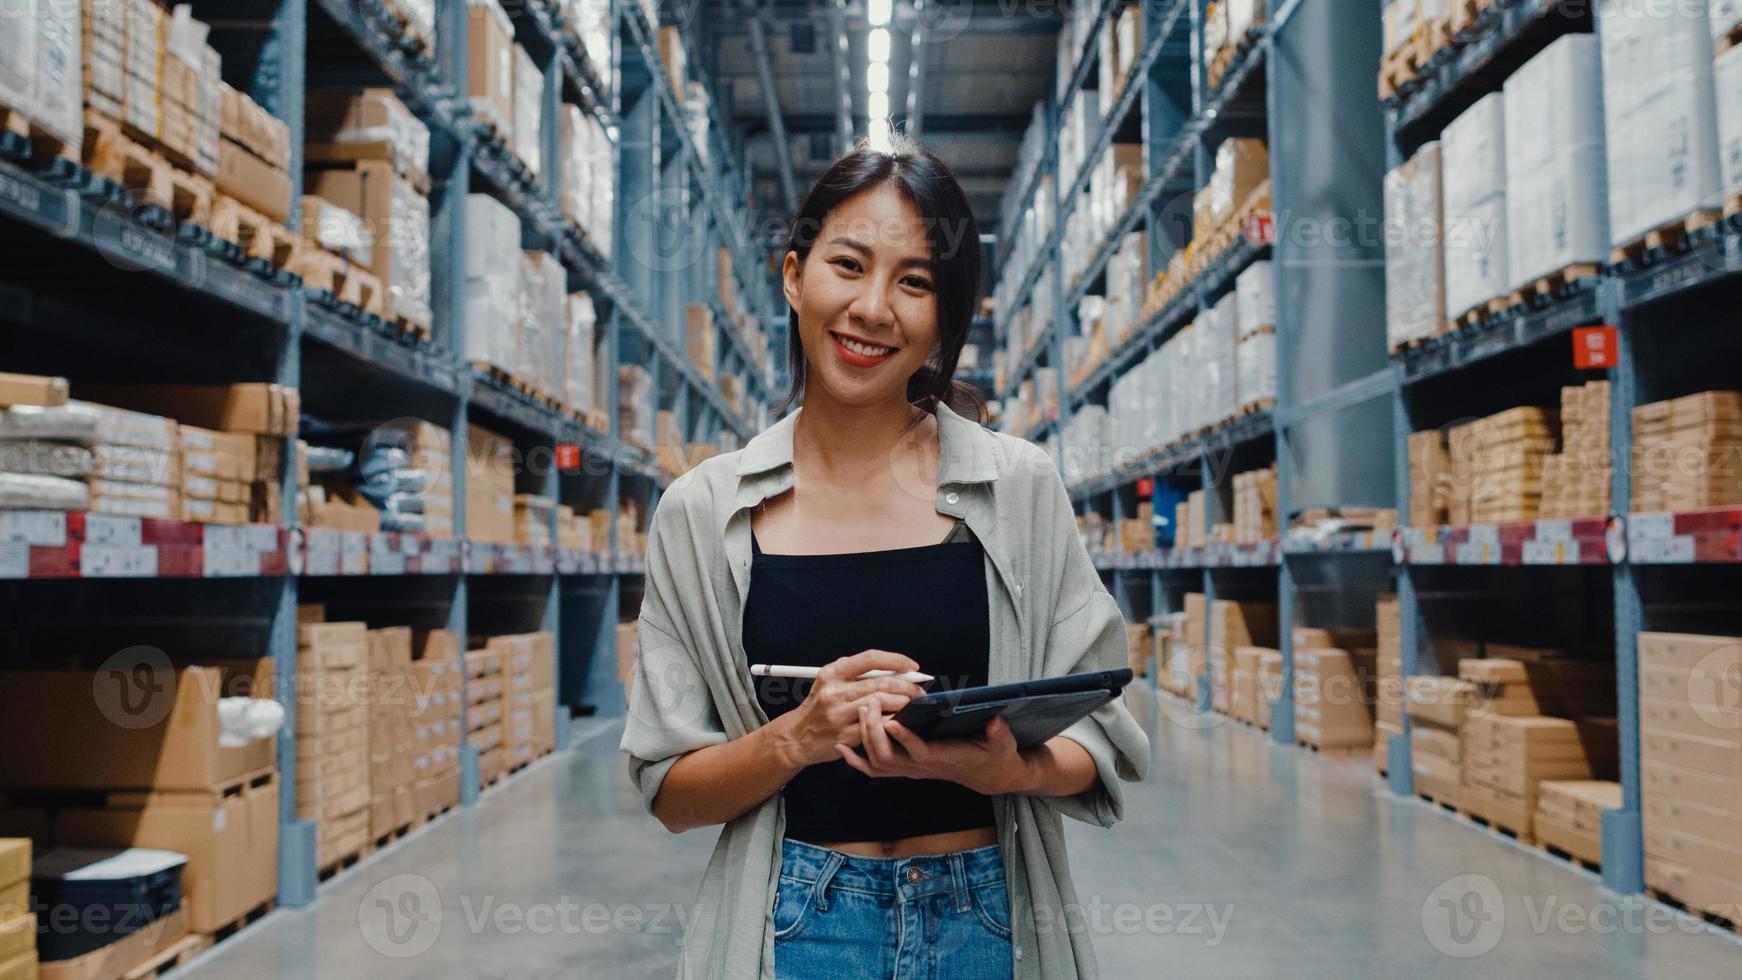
825,237,934,272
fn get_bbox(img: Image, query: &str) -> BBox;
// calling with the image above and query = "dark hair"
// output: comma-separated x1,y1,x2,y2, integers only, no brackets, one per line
775,135,987,426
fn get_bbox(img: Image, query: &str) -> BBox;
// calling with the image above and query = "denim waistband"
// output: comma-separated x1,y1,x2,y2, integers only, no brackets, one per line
779,838,1005,911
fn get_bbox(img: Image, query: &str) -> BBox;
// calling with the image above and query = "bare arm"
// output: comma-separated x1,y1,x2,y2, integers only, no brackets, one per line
650,650,926,833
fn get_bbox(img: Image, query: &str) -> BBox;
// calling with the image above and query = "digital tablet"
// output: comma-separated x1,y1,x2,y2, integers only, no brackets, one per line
890,669,1134,749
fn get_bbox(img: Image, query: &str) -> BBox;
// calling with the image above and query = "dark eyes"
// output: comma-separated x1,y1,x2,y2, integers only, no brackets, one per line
830,256,862,273
827,256,932,292
901,276,935,292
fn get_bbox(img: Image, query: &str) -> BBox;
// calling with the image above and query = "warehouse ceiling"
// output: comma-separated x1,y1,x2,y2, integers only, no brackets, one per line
705,0,1063,235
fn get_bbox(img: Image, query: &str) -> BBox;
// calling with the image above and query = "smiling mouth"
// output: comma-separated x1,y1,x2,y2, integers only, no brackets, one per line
829,331,899,358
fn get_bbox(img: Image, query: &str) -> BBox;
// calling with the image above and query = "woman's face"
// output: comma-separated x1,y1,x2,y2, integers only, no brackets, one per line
782,183,939,408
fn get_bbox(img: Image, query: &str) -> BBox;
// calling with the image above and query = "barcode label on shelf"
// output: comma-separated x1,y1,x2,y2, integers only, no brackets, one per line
1632,536,1694,564
1629,513,1674,541
0,544,29,578
83,545,157,577
340,550,368,575
1535,520,1572,542
373,551,407,575
204,549,262,577
0,512,66,546
1521,540,1567,565
1467,525,1500,547
84,515,142,547
1454,542,1494,565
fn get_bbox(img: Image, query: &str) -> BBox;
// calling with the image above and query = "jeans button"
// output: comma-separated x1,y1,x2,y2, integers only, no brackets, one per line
906,866,923,884
945,491,960,505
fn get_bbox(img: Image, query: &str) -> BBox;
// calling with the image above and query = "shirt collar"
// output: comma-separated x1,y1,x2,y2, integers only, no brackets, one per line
733,400,1002,486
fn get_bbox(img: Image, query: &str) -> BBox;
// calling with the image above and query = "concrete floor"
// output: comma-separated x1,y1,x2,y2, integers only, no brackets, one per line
180,685,1742,978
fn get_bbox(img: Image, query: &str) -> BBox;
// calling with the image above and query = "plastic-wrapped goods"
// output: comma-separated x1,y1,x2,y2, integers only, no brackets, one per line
519,251,567,395
565,293,597,415
1058,91,1100,198
306,162,433,331
300,196,374,266
0,473,89,510
466,194,524,372
1205,0,1229,54
0,401,177,449
618,366,655,447
559,0,613,93
1211,139,1269,229
1229,0,1265,40
1441,93,1509,318
0,442,94,478
1598,0,1721,247
1384,143,1445,349
1237,330,1276,409
1235,260,1275,331
1719,46,1742,194
304,88,432,187
513,45,542,177
1205,296,1239,425
560,105,592,233
0,0,82,151
1503,36,1609,287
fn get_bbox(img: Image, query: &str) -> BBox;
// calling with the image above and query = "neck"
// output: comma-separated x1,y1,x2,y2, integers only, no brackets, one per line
793,389,928,484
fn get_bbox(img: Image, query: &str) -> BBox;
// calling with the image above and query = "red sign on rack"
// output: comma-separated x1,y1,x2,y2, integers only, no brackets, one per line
555,443,581,471
1244,212,1276,246
1137,478,1154,496
1573,326,1619,369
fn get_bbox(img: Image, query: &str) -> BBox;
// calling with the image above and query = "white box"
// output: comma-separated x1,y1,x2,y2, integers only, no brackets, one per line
1441,93,1509,317
1504,34,1610,284
1598,0,1721,246
0,0,83,150
1384,143,1445,348
1237,330,1276,409
1235,260,1276,331
465,194,524,370
1719,45,1742,194
513,45,543,177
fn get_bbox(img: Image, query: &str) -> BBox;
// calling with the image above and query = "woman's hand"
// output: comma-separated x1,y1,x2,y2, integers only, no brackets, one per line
764,650,928,769
836,699,1036,797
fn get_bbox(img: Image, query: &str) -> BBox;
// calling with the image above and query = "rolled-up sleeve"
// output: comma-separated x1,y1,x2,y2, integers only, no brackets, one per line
1033,451,1152,826
619,483,730,815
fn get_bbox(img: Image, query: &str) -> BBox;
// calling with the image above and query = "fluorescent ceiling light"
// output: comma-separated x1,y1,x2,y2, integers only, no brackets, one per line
868,27,891,62
868,90,889,119
868,0,891,27
867,61,890,93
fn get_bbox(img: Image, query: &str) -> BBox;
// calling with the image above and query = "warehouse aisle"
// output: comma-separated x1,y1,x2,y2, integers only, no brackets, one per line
179,691,1740,979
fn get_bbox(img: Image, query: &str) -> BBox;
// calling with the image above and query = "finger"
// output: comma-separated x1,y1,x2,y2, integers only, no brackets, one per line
885,720,929,761
985,716,1013,743
839,677,927,702
827,649,920,682
836,743,877,777
861,701,898,767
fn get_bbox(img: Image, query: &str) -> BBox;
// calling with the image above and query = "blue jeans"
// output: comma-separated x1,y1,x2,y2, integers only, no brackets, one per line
773,838,1014,979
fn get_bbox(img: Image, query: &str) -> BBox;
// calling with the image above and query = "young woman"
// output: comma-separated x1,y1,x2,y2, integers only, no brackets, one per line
620,137,1150,979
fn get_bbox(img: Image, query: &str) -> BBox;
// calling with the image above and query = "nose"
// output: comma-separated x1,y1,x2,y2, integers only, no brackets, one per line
846,275,895,331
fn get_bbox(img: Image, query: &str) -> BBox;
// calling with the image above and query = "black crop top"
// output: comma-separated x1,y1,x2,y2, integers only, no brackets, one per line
743,519,996,843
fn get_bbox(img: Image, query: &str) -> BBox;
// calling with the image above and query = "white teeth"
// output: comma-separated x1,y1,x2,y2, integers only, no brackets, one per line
837,334,894,357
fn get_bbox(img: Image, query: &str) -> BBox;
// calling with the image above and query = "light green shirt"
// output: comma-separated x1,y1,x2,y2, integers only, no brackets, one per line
620,401,1152,978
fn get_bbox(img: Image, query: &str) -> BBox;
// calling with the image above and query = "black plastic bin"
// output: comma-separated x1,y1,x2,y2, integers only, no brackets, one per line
30,847,186,963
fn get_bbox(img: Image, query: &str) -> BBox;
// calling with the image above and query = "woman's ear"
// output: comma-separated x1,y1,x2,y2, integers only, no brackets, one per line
781,251,803,311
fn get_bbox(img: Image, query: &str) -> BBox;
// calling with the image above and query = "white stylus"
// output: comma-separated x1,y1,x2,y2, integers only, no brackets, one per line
750,664,934,684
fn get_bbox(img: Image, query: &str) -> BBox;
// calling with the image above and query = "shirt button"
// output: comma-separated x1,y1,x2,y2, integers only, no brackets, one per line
906,867,923,884
945,492,960,505
1015,946,1023,960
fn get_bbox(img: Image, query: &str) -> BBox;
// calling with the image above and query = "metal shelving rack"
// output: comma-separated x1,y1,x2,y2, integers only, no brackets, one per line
994,0,1396,738
0,0,774,908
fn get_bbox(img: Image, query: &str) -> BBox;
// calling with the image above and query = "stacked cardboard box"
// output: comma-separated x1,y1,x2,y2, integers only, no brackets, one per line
1175,489,1207,550
565,293,599,419
513,495,555,549
618,366,655,449
1230,647,1273,728
1209,599,1277,715
464,194,524,375
1459,406,1560,524
296,611,371,870
465,425,515,544
466,0,516,136
559,104,615,257
528,632,558,757
366,628,419,841
1375,595,1404,771
1504,34,1609,290
1408,429,1450,526
1638,631,1742,918
1384,143,1445,350
176,426,254,525
1407,675,1475,804
1535,780,1621,866
1232,465,1277,544
1127,623,1154,677
7,0,80,155
218,83,294,223
1294,627,1378,750
466,644,507,790
1441,93,1508,319
307,160,434,335
0,661,280,937
1116,502,1154,553
1539,381,1612,519
1631,391,1742,513
410,631,463,819
499,635,538,770
1182,593,1208,697
0,840,35,980
305,88,431,190
1457,656,1619,836
512,45,542,177
518,251,567,399
686,304,717,381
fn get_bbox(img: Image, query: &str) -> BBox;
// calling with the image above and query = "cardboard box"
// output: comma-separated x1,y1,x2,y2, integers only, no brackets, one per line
467,0,516,135
303,88,431,188
0,842,25,892
0,912,33,969
55,777,278,935
217,140,292,222
306,161,433,331
78,383,292,437
0,663,274,792
35,906,185,980
0,373,68,409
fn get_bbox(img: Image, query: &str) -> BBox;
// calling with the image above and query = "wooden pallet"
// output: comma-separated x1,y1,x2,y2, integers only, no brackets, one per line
120,933,212,980
1207,45,1236,91
294,247,384,315
1646,887,1742,936
425,801,456,823
1417,791,1459,815
317,847,365,882
1610,209,1722,268
1463,808,1533,845
1237,397,1275,417
1450,294,1511,331
391,312,433,342
1505,262,1601,311
1449,0,1498,36
1535,841,1600,874
367,820,418,853
1297,740,1370,758
210,195,301,269
1,104,79,163
1378,38,1423,100
200,898,275,946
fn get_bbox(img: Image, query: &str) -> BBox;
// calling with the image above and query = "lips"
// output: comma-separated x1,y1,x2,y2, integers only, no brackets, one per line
829,331,900,368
